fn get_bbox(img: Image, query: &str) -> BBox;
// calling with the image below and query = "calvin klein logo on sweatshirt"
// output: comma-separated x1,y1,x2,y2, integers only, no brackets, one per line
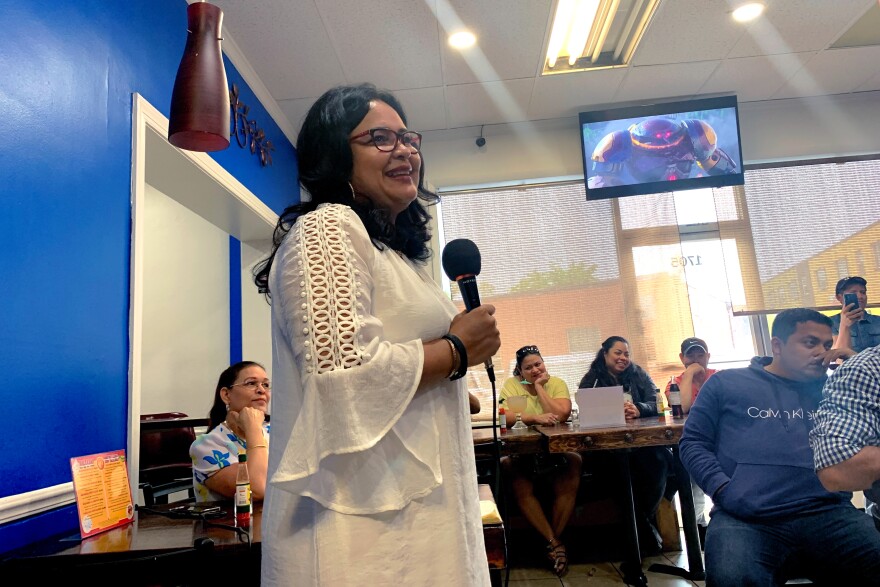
747,407,818,420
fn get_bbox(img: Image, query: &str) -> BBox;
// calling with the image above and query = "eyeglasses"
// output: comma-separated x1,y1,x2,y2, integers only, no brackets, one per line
231,380,271,392
516,345,540,361
349,128,422,153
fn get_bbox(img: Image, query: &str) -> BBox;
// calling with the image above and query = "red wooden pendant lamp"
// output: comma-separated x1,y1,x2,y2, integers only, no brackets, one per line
168,1,230,152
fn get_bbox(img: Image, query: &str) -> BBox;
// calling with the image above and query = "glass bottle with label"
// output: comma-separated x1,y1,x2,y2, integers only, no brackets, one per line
668,377,683,419
235,452,252,527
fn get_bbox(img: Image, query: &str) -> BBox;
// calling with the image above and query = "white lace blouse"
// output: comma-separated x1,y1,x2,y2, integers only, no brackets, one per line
261,204,488,585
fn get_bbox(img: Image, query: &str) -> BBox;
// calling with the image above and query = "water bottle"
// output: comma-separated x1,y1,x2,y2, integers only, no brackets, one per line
570,404,579,428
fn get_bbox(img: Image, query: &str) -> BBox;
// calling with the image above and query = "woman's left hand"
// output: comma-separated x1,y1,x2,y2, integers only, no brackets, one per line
624,401,640,420
534,412,559,425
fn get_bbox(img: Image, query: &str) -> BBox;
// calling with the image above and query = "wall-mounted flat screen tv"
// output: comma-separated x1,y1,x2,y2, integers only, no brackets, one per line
579,95,744,201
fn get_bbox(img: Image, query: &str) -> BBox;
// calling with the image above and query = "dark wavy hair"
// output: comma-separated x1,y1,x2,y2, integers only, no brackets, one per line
584,336,632,387
254,83,438,294
207,361,265,432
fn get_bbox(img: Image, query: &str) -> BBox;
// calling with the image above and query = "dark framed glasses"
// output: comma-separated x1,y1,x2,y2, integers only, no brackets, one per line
349,128,422,153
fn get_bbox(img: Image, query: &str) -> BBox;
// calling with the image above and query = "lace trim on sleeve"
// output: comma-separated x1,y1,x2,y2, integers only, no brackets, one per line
296,205,363,375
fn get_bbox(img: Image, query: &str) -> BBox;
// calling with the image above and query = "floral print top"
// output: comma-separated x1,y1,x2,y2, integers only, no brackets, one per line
189,421,270,502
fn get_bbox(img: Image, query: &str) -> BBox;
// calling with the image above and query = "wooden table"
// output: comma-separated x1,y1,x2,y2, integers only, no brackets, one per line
540,416,704,585
472,426,543,459
2,501,261,584
539,416,684,452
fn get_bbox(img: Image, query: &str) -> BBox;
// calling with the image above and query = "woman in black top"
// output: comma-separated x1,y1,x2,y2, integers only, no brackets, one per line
579,335,660,418
579,336,671,555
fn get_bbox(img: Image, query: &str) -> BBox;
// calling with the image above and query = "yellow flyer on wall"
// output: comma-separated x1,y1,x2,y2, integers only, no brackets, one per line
70,450,135,538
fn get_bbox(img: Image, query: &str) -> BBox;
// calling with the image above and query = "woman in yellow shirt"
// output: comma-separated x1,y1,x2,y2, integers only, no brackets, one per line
500,345,582,577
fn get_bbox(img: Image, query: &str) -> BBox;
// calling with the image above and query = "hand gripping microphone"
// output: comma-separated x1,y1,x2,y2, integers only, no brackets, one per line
441,239,495,382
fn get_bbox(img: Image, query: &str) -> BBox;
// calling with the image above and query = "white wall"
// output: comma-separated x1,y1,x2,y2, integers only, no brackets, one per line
421,91,880,188
141,184,230,418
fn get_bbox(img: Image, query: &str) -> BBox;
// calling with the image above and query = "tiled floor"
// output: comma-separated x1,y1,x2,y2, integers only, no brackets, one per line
507,549,705,586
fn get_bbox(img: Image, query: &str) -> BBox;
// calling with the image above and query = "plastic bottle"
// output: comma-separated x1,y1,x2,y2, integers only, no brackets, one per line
656,392,666,421
235,452,252,527
668,376,683,419
570,404,579,428
498,399,507,431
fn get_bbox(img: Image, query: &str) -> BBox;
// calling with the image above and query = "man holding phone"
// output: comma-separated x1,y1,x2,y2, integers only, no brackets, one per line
831,276,880,353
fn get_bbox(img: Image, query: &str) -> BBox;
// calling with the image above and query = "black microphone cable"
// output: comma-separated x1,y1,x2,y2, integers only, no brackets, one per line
441,239,507,541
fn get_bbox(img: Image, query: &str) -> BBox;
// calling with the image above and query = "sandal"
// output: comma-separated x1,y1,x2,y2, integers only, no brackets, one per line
546,537,569,577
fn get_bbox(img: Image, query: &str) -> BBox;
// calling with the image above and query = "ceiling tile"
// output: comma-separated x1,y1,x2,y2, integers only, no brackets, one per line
277,96,317,135
773,46,880,99
728,0,876,58
699,53,813,103
393,86,449,131
528,68,628,119
631,0,745,66
445,79,536,127
614,61,720,103
317,0,444,90
215,0,347,100
214,0,880,132
438,0,552,85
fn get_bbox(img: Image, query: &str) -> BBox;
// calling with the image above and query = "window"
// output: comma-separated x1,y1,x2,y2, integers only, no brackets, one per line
719,157,880,311
816,268,827,291
567,327,601,354
440,181,756,418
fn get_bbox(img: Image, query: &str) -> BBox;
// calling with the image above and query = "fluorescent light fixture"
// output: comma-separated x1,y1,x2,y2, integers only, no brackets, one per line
448,31,476,49
547,0,576,68
731,2,764,23
568,0,601,65
544,0,660,74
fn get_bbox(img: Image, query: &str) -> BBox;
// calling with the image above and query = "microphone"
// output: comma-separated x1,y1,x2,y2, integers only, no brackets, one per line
441,239,495,382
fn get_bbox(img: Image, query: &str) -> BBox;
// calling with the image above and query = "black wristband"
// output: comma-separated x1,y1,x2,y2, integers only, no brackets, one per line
442,333,468,381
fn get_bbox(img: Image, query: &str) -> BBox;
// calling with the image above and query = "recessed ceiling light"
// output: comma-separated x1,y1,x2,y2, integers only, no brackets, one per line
448,31,476,49
731,2,765,23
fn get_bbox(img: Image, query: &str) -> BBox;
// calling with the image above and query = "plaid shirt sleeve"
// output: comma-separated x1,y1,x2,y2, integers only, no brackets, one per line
810,346,880,470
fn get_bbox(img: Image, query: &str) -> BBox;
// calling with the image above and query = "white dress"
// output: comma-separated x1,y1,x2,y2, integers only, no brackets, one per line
261,204,489,586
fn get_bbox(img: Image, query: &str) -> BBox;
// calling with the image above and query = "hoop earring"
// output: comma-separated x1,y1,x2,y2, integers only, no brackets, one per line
347,182,356,202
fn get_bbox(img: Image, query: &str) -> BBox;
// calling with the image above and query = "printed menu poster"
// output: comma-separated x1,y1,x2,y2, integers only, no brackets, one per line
70,450,135,538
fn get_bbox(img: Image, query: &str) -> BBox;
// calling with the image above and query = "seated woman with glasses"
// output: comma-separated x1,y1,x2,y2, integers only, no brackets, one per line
578,336,671,555
500,345,581,577
190,361,271,502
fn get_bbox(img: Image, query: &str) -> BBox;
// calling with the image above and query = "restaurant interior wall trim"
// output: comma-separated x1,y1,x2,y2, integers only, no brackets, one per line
0,0,297,553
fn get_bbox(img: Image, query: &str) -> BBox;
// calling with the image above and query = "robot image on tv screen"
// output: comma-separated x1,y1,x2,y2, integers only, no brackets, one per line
583,107,741,190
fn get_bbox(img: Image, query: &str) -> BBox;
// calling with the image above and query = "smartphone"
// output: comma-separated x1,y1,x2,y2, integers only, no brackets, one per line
843,292,860,312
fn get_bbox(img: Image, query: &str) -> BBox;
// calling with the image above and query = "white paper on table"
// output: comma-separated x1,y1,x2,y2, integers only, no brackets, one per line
575,385,626,429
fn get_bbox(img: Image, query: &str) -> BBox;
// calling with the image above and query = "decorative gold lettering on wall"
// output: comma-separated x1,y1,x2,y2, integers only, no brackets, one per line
230,83,275,167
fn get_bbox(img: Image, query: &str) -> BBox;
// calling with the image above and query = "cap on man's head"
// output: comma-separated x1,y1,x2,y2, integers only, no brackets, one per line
835,276,867,295
681,337,708,354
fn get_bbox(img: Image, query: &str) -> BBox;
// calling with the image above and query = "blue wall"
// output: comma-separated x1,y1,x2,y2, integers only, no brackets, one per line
0,0,298,552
